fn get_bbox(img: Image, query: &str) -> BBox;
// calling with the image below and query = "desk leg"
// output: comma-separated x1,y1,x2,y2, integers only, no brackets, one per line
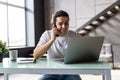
4,73,8,80
103,70,111,80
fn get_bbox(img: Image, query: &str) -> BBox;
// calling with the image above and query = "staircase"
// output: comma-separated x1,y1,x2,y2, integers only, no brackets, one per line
75,0,120,36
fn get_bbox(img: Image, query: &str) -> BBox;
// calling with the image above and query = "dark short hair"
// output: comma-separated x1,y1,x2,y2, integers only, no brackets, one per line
53,10,69,23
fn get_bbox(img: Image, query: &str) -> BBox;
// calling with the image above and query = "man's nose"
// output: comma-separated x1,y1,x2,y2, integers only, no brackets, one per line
62,24,66,28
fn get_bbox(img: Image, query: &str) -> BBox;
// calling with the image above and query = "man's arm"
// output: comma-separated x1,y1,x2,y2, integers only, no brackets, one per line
33,27,59,59
33,40,54,59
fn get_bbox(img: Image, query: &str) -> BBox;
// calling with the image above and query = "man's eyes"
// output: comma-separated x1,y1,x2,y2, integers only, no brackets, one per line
65,23,69,25
58,23,63,25
58,23,69,25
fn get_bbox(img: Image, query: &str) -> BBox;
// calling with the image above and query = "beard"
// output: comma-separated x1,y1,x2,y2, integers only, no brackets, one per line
59,29,68,36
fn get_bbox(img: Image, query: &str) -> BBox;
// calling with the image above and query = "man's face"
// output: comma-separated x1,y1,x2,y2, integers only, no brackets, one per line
55,16,69,36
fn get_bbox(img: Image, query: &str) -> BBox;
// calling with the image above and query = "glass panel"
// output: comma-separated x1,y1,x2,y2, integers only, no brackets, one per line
8,6,26,46
0,4,8,44
8,0,25,7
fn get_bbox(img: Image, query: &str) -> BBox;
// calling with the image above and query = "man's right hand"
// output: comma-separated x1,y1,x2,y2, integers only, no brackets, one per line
51,27,60,41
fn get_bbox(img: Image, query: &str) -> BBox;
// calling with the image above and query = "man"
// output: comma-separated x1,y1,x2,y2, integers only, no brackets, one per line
33,10,81,80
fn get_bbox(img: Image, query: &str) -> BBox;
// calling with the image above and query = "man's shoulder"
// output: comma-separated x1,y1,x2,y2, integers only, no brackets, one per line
68,30,79,35
68,30,76,33
43,30,52,35
44,30,51,33
68,30,81,37
41,30,52,39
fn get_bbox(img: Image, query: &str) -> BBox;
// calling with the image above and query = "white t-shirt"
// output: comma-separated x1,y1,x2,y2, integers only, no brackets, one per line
37,30,81,59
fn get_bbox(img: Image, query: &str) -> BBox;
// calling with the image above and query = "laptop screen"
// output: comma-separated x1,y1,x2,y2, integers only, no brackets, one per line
64,36,104,64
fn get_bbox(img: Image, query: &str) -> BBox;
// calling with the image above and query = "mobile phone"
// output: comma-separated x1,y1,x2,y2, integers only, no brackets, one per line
53,23,59,37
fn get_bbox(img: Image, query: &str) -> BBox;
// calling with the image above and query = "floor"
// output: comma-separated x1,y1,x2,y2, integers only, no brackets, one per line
0,70,119,80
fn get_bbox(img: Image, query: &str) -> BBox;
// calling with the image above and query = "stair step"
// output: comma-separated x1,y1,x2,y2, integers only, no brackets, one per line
85,25,94,30
83,28,93,31
110,7,119,14
103,13,111,18
79,30,88,34
96,18,105,23
83,26,94,32
115,5,120,10
92,21,100,25
99,16,106,20
107,11,113,16
89,23,98,27
117,4,120,7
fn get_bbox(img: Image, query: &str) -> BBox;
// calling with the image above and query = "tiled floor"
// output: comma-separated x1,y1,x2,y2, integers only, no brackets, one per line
0,70,120,80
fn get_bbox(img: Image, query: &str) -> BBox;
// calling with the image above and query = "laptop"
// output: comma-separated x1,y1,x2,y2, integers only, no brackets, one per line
56,36,104,64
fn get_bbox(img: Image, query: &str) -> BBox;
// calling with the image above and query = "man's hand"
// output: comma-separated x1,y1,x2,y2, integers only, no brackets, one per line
51,27,60,41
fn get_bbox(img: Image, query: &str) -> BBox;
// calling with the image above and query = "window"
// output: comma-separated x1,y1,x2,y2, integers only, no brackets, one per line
0,0,26,47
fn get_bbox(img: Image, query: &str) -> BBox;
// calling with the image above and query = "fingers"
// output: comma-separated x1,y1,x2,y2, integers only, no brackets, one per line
50,27,60,41
52,27,60,36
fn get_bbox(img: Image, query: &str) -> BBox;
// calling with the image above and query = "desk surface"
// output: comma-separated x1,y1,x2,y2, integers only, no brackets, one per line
1,58,111,70
0,58,112,80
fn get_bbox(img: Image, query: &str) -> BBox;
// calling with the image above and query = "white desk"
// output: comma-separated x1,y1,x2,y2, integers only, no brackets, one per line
0,58,111,80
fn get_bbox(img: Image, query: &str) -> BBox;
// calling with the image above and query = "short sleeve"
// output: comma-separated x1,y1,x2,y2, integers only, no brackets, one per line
37,30,51,46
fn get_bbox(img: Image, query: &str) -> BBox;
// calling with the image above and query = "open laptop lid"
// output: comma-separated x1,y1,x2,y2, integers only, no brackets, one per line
64,36,104,64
